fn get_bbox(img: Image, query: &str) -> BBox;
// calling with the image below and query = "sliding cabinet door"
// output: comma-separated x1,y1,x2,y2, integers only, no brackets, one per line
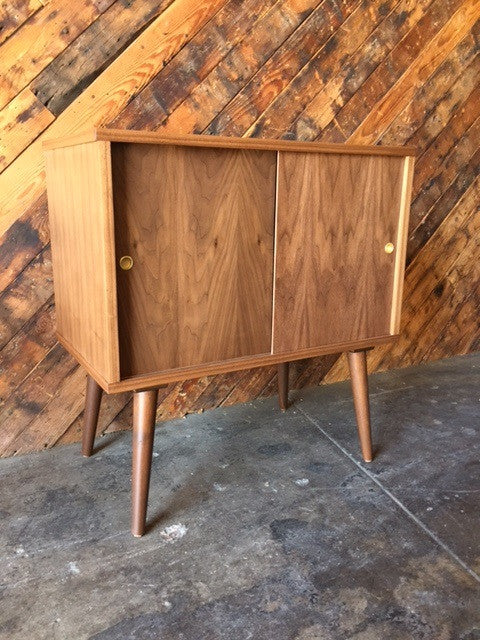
273,152,408,354
112,143,276,377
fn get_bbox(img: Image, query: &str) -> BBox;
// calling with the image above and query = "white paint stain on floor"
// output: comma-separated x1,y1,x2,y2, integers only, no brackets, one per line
160,523,188,543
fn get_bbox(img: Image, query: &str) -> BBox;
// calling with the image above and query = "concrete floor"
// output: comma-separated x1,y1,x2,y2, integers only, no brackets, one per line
1,354,480,639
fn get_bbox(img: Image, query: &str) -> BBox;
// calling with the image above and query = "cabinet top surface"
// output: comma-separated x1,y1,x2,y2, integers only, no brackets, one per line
43,127,416,157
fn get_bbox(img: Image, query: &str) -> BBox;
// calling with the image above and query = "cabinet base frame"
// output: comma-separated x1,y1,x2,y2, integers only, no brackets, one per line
58,332,395,394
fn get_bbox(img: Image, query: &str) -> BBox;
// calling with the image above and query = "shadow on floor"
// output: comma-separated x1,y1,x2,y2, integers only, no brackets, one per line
1,353,479,639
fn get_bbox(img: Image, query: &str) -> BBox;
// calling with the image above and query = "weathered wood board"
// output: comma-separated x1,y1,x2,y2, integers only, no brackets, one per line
0,0,479,456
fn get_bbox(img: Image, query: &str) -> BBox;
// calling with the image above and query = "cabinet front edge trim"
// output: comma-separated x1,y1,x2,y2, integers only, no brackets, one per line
109,335,396,393
58,333,396,393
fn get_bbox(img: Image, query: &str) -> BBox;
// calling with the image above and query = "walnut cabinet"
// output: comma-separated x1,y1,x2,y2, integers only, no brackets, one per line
44,128,415,537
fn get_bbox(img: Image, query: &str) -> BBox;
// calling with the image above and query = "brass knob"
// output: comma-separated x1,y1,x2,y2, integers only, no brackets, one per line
119,255,134,270
384,242,395,254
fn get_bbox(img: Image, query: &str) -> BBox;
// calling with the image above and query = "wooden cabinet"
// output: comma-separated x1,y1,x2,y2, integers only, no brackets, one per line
44,128,415,536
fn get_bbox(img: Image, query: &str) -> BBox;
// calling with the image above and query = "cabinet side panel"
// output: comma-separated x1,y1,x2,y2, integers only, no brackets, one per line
112,143,276,377
44,142,119,382
274,152,405,353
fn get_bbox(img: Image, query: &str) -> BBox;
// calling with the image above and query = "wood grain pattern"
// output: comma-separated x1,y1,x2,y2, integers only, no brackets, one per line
112,142,276,376
324,173,480,385
273,152,406,352
0,246,52,351
323,0,465,144
30,0,174,116
349,1,480,145
0,0,43,46
110,0,281,131
292,0,435,141
0,343,79,457
246,0,400,139
44,141,119,383
0,88,54,170
204,0,360,138
0,0,115,110
0,0,478,456
151,0,333,136
0,0,225,236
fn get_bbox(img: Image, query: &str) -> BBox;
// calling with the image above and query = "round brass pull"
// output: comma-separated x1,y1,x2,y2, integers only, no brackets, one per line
384,242,395,254
119,255,134,270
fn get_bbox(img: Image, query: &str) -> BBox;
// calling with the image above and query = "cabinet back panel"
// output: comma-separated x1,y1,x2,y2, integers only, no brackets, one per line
112,143,276,377
273,152,405,353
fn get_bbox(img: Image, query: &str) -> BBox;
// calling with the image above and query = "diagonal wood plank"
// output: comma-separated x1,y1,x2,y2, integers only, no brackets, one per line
0,343,77,455
0,0,478,456
0,87,54,170
348,1,480,143
0,0,42,46
290,0,451,141
410,114,480,235
0,193,48,293
409,142,480,260
111,0,283,129
0,0,227,235
381,31,480,147
30,0,176,116
0,298,55,402
154,0,324,134
327,0,467,142
4,362,87,455
412,86,480,199
242,0,409,138
203,0,362,136
0,245,52,351
0,0,116,110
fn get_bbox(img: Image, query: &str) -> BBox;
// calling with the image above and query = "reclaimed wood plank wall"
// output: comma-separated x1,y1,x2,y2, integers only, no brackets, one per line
0,0,479,457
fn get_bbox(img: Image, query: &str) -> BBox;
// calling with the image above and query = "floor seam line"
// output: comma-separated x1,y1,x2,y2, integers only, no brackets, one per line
298,405,480,585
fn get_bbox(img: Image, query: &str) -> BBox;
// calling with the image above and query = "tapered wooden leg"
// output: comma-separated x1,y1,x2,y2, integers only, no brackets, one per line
131,389,158,537
82,375,103,457
347,350,373,463
278,362,289,411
